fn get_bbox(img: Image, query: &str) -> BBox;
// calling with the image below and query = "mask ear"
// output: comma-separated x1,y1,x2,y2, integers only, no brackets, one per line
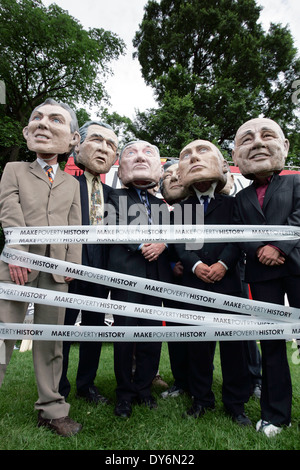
70,131,80,148
231,149,237,166
23,126,29,141
113,151,119,165
283,139,290,158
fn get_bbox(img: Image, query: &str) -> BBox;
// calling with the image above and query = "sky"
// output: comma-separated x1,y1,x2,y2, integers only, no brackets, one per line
42,0,300,120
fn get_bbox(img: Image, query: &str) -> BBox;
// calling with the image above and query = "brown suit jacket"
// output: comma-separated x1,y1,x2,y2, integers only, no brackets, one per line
0,160,81,283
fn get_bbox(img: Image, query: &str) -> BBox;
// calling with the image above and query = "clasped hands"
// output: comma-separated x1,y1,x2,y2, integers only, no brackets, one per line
256,245,285,266
194,261,226,283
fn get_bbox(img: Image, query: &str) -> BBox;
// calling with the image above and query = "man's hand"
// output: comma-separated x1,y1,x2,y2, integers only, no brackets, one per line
8,264,31,285
206,262,227,282
194,263,214,283
141,243,166,261
256,245,285,266
173,261,184,277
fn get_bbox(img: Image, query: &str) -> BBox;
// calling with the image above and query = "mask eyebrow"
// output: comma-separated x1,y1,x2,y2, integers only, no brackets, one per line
89,133,117,147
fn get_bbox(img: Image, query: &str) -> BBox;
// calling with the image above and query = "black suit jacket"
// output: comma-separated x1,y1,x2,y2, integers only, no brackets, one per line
107,187,172,303
174,193,242,294
74,174,114,298
234,174,300,282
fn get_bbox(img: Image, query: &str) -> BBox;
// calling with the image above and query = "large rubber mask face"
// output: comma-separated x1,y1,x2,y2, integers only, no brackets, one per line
118,141,163,189
75,124,118,174
179,140,228,192
23,104,79,157
232,118,289,180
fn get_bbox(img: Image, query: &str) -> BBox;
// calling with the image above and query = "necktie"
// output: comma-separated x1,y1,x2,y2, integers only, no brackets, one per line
201,195,209,213
140,190,152,224
90,177,102,225
44,165,54,185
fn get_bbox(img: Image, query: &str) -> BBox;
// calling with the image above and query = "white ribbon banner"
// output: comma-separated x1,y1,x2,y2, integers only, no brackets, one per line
1,247,299,322
3,224,300,245
0,322,299,343
1,223,300,342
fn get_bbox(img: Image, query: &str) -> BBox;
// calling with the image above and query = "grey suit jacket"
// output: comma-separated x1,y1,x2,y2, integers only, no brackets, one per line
234,173,300,282
0,160,81,283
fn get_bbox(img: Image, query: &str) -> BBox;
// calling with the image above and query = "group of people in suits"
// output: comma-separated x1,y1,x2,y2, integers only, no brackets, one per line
0,98,299,440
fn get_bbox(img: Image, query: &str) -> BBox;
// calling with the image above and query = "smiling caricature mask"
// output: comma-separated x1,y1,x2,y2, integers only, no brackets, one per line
118,140,163,189
232,118,289,180
179,139,228,193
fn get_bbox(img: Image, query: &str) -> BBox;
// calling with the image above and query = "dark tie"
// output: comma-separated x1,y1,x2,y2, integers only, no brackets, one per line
201,195,209,213
90,177,102,225
44,165,53,184
140,190,152,224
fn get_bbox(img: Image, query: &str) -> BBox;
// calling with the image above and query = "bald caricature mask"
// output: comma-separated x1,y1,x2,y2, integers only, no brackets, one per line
232,118,289,180
74,121,119,174
118,140,163,189
179,139,228,192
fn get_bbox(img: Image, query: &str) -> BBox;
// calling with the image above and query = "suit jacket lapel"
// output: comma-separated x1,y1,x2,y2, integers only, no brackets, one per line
29,160,51,186
262,174,283,212
244,183,266,219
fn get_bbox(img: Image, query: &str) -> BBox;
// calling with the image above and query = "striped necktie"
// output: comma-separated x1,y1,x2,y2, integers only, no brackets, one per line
44,165,54,185
90,176,102,225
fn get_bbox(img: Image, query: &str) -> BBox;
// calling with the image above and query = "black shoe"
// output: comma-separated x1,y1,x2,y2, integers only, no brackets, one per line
76,385,110,405
139,395,158,409
114,400,132,418
231,412,252,427
225,408,252,427
183,401,214,418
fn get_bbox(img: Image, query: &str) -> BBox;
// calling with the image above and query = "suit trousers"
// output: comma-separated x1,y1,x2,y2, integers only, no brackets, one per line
59,279,106,398
184,297,251,414
249,276,300,426
0,271,70,419
111,289,162,403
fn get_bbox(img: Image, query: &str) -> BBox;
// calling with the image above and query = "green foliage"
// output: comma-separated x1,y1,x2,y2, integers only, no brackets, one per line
133,0,300,162
0,0,125,163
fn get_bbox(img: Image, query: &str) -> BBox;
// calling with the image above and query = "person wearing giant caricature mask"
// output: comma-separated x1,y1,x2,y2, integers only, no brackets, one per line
118,140,163,189
0,98,82,437
179,139,228,197
59,120,118,406
231,118,300,436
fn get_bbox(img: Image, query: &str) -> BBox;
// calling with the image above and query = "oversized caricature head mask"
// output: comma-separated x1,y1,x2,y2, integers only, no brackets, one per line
23,98,80,162
74,121,118,174
179,139,228,192
232,118,289,180
118,140,163,189
160,160,189,204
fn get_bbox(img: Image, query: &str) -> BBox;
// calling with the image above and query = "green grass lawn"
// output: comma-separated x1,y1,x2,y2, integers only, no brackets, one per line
0,340,299,451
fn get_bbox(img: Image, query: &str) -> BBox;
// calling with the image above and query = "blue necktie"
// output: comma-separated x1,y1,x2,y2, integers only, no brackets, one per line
201,195,209,213
140,190,152,224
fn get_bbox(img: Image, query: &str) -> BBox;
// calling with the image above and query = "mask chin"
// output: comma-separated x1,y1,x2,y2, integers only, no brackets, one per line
130,180,157,189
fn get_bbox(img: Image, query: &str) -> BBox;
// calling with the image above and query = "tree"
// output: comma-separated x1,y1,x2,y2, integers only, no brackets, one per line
133,0,300,166
0,0,125,164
